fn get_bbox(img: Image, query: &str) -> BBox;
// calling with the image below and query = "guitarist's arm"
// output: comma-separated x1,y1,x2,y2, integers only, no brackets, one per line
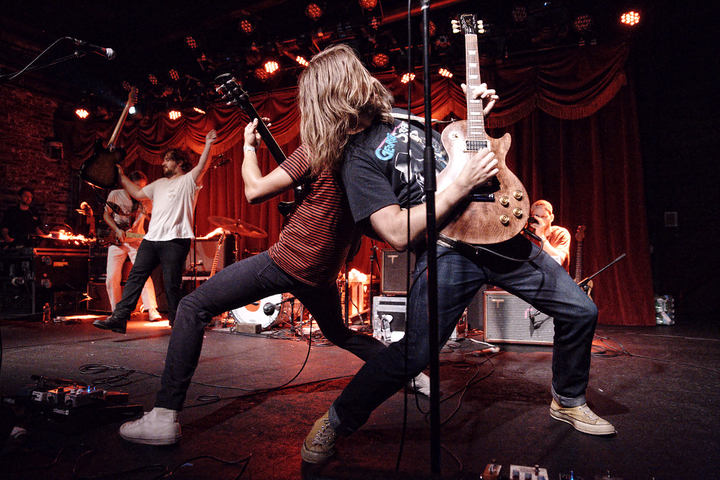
242,119,294,204
118,166,149,201
103,204,125,243
190,129,218,186
370,149,499,251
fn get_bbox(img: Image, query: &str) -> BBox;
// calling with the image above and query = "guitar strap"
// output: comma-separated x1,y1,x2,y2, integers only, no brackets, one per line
437,232,544,264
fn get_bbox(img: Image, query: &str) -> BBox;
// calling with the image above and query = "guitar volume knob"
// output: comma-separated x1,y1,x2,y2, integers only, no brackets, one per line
513,208,523,218
513,190,524,200
500,196,510,207
499,215,510,226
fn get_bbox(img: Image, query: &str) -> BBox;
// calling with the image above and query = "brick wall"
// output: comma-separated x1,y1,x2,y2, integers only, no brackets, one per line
0,84,73,230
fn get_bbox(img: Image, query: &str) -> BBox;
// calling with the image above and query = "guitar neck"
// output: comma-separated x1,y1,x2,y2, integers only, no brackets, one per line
574,241,583,282
107,89,135,150
243,102,286,165
464,32,488,151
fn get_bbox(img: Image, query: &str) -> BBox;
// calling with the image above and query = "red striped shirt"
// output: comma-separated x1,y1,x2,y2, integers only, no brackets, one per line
268,145,356,286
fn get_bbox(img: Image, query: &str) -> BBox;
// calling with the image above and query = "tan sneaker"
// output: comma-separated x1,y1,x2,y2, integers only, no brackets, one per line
407,372,431,396
301,411,337,463
549,399,616,435
119,407,181,445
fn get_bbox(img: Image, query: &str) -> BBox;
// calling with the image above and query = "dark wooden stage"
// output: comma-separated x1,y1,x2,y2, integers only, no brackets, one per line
0,311,718,480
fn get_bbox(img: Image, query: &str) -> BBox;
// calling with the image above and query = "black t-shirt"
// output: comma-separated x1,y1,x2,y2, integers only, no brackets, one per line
0,205,42,245
341,114,448,225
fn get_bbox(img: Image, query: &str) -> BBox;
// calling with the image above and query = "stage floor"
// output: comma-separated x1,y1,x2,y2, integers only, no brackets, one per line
0,311,718,479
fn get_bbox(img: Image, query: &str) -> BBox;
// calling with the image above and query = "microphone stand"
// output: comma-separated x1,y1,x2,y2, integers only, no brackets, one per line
420,0,441,474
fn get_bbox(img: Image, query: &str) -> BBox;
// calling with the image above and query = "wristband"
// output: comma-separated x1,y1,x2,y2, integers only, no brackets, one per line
243,146,256,152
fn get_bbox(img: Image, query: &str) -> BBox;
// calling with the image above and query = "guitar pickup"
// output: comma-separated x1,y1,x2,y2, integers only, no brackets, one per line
469,193,495,202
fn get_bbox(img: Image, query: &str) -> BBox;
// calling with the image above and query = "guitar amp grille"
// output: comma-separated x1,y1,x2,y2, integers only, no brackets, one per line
484,291,554,345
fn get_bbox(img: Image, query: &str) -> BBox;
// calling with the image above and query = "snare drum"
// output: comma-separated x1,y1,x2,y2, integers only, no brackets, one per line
230,294,283,329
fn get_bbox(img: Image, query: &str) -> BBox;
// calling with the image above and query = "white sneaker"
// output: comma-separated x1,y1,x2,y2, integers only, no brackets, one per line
148,308,162,322
119,407,181,445
407,372,431,396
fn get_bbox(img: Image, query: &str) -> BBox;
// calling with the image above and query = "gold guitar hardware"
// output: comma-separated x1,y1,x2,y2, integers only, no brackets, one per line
513,190,524,200
500,215,510,225
500,196,510,207
513,208,524,218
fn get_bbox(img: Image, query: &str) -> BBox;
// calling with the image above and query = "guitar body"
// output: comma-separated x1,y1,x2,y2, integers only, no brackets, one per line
438,121,529,244
79,139,125,189
99,229,143,246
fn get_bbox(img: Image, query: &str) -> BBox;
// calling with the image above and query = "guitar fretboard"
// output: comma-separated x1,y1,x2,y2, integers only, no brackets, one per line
464,33,488,152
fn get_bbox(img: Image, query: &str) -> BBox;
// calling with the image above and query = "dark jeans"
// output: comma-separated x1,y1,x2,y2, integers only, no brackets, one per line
155,251,386,411
113,239,191,325
330,235,598,436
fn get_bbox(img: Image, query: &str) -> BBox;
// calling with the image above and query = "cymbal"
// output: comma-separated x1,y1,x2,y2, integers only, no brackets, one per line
207,216,267,238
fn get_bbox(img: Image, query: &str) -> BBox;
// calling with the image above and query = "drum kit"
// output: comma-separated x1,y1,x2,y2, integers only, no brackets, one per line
204,216,308,333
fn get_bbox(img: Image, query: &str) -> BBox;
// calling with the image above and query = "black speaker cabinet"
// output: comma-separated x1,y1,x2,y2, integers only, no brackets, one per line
484,291,554,345
86,281,111,313
184,238,233,275
372,295,407,342
381,249,414,295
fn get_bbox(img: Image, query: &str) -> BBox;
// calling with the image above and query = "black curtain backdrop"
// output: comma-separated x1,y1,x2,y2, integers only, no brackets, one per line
57,42,654,326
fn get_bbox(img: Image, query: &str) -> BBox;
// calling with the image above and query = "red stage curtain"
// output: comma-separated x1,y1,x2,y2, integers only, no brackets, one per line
60,42,654,325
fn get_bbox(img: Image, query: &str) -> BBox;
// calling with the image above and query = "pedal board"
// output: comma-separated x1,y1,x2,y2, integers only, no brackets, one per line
510,465,549,480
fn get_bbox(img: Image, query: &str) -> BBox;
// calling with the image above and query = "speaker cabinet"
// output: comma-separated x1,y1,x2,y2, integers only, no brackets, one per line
372,295,407,342
184,238,233,275
484,291,554,345
87,281,111,313
381,249,414,295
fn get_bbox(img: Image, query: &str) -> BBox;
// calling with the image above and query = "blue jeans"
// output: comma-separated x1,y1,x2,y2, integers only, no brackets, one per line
113,239,191,325
330,235,598,435
155,251,386,411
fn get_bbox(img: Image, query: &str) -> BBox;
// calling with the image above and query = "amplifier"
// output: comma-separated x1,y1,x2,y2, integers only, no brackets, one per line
381,249,414,295
372,295,407,343
86,281,111,313
484,291,554,345
184,238,233,275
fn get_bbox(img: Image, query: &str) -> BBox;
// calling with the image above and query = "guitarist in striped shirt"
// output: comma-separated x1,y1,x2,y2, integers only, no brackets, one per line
117,113,430,445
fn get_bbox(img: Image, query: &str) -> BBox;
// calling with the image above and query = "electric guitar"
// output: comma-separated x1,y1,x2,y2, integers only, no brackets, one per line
215,74,302,216
79,87,137,189
574,225,593,297
208,231,226,277
98,229,144,246
437,14,529,244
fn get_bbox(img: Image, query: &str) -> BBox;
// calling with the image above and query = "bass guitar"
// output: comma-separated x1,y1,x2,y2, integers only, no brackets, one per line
214,74,302,216
79,87,137,189
574,225,593,297
98,229,144,246
437,14,529,245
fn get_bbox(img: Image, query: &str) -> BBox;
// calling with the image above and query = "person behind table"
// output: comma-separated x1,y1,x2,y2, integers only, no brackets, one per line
298,44,615,465
92,130,217,333
0,187,44,246
103,171,161,321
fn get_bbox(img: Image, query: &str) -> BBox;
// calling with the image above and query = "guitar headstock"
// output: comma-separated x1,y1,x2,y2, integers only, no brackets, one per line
452,14,485,35
575,225,586,241
215,73,250,109
127,86,138,107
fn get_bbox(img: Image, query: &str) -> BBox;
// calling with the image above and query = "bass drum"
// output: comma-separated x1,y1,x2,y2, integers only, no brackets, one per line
230,294,283,329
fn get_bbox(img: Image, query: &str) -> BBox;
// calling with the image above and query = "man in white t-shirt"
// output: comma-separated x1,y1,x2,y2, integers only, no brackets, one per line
93,130,218,333
103,171,160,321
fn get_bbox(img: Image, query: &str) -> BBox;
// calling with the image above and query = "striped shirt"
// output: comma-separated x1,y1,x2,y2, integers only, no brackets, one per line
268,145,356,287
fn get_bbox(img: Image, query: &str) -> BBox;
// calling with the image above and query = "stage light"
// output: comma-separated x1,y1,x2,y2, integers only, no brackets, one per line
185,36,197,50
254,67,270,81
149,74,158,85
400,72,415,84
295,55,309,67
122,81,131,91
305,3,323,21
427,20,437,37
129,106,137,115
621,11,640,26
239,18,255,34
438,67,453,78
512,6,527,23
264,59,280,74
168,109,182,120
371,52,389,68
572,14,593,33
359,0,377,10
75,108,89,119
169,69,180,81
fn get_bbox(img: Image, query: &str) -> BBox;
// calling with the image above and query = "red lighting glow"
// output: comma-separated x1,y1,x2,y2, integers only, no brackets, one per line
264,60,279,74
400,72,416,84
620,11,640,26
75,108,89,119
168,110,182,120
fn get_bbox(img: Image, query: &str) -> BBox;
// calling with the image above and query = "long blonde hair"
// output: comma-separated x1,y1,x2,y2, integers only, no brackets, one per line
298,44,393,175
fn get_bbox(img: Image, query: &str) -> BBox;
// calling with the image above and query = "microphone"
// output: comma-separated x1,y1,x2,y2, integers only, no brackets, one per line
263,302,280,316
211,154,231,169
67,37,116,60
